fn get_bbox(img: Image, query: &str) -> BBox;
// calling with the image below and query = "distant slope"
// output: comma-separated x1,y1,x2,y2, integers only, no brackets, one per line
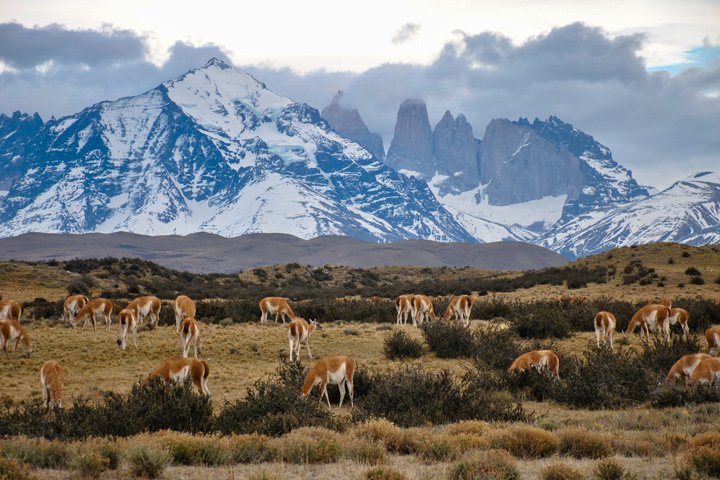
0,232,567,273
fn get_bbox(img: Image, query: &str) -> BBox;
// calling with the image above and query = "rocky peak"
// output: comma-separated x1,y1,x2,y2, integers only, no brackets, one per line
432,110,479,184
385,98,435,178
322,91,385,161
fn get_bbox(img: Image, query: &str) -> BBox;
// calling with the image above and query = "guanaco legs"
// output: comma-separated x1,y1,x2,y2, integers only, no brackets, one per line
0,319,32,357
689,357,720,386
301,355,356,409
73,298,114,331
116,308,139,351
40,361,64,409
62,295,89,324
147,358,210,395
443,294,479,327
412,295,436,326
288,317,321,361
706,325,720,356
174,295,196,329
395,294,415,325
594,311,617,349
0,300,23,321
509,350,560,379
127,296,162,327
259,297,295,324
179,317,203,358
667,307,690,339
665,353,712,385
626,303,672,341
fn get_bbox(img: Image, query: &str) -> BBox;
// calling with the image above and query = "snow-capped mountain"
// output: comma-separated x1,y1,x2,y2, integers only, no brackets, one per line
539,171,720,258
0,59,474,242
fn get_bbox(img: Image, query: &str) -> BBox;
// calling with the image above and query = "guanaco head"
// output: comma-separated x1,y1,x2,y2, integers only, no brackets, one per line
310,319,322,331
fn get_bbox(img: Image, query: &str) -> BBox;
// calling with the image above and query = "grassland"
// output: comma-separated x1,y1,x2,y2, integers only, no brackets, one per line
1,242,720,479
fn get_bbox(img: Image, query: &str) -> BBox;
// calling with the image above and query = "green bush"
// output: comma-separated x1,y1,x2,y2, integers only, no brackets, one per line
421,320,476,358
216,362,338,436
383,330,423,359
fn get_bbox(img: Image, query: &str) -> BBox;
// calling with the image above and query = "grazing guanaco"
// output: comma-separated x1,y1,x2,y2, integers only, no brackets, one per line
0,319,32,357
665,353,712,385
147,357,210,395
179,317,203,358
73,298,114,331
594,311,617,349
174,295,196,329
301,355,356,409
689,357,720,386
395,294,415,325
667,307,690,338
259,297,296,324
61,295,89,324
127,296,162,326
116,308,138,351
0,300,23,321
706,325,720,356
509,350,560,379
625,304,671,341
412,294,436,326
40,360,64,409
443,294,479,327
288,317,321,361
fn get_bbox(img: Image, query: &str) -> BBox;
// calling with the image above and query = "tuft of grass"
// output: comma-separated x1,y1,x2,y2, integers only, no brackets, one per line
69,452,110,479
558,429,613,459
127,445,170,479
229,434,275,464
542,462,586,480
448,450,520,480
364,466,408,480
271,427,343,464
489,426,559,459
0,457,37,480
687,446,720,477
593,459,628,480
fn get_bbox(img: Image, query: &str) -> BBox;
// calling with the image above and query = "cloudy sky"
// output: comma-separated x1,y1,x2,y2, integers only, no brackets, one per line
0,0,718,188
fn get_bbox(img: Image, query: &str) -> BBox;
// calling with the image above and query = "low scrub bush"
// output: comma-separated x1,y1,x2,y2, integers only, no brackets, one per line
542,462,586,480
458,373,527,422
421,320,476,358
686,446,720,478
69,452,110,479
489,426,559,459
651,384,720,408
557,429,613,459
345,439,387,465
127,445,170,479
473,323,524,370
228,434,276,463
216,362,338,436
365,466,408,480
353,419,427,455
383,330,423,359
510,306,572,339
271,428,343,464
593,459,629,480
0,457,36,480
448,450,520,480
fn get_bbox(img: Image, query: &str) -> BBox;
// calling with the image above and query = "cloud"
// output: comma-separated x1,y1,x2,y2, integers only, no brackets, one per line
0,22,148,68
392,23,421,44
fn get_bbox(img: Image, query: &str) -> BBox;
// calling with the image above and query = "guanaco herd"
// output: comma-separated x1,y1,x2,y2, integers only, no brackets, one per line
2,293,720,412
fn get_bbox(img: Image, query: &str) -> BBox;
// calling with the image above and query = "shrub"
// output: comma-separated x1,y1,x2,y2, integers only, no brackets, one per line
687,446,720,477
353,366,462,427
216,362,337,436
70,452,110,479
510,305,573,339
383,330,423,359
448,450,520,480
98,444,120,470
685,266,702,276
271,428,343,464
715,274,720,285
489,426,559,459
127,445,170,479
690,277,705,285
557,429,613,459
458,373,527,422
652,384,720,408
365,466,408,480
229,434,275,463
3,439,70,468
421,320,476,358
542,463,586,480
345,439,387,465
0,457,36,480
636,336,702,375
682,251,691,258
593,459,627,480
473,323,524,370
353,419,426,455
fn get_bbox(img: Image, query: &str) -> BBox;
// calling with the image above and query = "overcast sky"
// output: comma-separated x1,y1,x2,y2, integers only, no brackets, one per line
0,0,718,189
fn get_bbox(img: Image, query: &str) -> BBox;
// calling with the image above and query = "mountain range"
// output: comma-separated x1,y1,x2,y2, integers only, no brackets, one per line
0,58,717,259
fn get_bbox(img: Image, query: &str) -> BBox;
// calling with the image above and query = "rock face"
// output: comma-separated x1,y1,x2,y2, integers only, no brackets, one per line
433,111,480,186
479,118,584,206
0,111,43,190
321,91,385,161
385,98,435,178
